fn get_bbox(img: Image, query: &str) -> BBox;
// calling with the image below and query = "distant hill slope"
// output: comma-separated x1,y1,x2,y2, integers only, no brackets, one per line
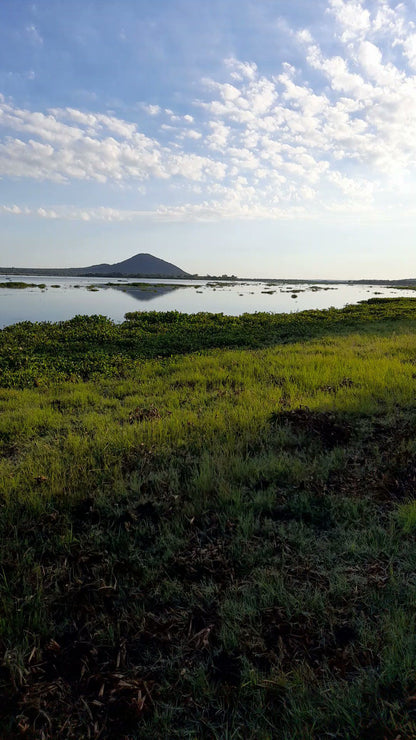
82,252,189,277
0,253,190,278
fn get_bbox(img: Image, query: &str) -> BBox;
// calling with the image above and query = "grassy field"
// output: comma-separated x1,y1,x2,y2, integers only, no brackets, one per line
1,298,416,738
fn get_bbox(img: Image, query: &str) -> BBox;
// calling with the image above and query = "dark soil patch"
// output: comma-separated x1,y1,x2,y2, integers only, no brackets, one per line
318,377,355,393
257,608,373,679
266,498,335,530
171,537,233,584
270,408,352,448
168,512,236,585
128,406,163,423
16,670,154,739
210,650,241,686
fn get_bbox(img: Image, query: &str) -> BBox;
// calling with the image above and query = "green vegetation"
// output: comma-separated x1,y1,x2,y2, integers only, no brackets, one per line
0,282,46,289
104,281,198,289
1,298,416,737
1,297,416,389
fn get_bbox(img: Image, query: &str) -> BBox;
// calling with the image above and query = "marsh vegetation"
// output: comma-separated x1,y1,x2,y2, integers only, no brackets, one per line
1,299,416,737
0,282,46,289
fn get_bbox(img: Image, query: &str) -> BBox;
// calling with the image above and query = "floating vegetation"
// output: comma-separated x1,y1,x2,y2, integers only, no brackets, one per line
205,281,245,287
103,281,199,294
0,282,44,289
0,297,415,388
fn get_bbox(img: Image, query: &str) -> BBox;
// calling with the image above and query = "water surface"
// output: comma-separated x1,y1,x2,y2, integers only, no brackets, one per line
0,275,414,328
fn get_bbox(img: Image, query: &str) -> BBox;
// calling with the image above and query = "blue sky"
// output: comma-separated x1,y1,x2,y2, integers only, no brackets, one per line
1,0,416,278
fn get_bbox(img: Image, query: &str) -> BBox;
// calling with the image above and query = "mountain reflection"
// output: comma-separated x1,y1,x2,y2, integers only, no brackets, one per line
111,285,188,302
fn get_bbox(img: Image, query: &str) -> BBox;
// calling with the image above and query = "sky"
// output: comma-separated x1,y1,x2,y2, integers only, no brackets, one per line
1,0,416,278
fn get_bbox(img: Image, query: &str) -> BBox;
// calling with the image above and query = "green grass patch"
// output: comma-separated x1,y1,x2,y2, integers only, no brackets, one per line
1,300,416,737
396,500,416,532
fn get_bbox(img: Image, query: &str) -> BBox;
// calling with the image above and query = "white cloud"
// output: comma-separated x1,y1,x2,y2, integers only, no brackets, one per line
142,104,161,116
25,24,43,45
402,35,416,69
220,83,242,103
327,170,375,199
0,99,227,184
2,1,416,223
328,0,371,41
225,58,258,81
0,204,23,215
185,129,202,140
357,41,403,86
207,121,230,150
0,201,308,223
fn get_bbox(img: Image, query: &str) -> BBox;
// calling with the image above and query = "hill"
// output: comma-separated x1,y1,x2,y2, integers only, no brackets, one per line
0,252,190,278
80,252,189,277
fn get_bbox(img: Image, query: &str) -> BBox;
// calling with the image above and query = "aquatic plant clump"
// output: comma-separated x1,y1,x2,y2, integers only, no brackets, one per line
1,297,416,388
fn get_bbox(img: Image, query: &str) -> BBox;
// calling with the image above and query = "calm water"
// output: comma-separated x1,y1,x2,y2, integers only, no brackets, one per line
0,275,415,328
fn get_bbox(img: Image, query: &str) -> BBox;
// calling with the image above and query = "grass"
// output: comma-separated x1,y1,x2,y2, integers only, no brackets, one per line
2,297,416,389
1,298,416,737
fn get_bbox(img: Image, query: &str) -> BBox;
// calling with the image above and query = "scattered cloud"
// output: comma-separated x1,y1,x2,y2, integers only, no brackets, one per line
0,100,227,185
1,1,416,223
0,201,314,222
183,129,202,140
25,24,43,46
142,104,161,116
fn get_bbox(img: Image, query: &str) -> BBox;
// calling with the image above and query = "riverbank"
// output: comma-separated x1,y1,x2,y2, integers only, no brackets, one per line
1,299,416,738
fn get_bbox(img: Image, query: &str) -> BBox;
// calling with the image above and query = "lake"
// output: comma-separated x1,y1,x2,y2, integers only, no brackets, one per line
0,274,415,328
